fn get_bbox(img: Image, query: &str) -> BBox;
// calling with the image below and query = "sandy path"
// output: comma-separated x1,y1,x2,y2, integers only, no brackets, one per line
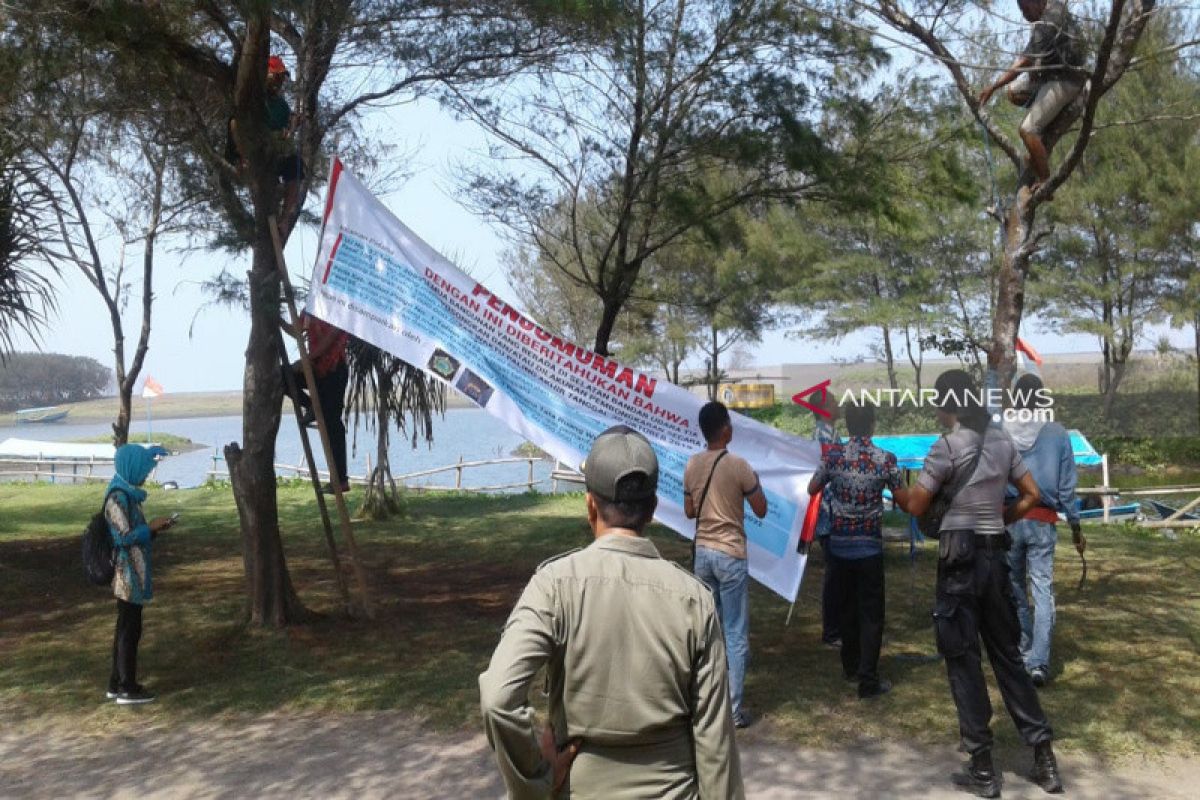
1,712,1191,799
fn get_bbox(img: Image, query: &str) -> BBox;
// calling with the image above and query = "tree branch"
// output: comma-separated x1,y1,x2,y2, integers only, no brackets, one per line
1035,0,1157,205
866,0,1023,169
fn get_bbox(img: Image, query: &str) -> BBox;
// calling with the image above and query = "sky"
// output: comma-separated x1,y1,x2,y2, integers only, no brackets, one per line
14,96,1193,394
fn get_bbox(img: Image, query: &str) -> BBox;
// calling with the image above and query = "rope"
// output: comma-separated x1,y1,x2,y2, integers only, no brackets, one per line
977,117,1002,211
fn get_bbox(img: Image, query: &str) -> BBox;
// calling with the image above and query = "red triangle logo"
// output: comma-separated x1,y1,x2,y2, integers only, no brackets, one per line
792,379,832,417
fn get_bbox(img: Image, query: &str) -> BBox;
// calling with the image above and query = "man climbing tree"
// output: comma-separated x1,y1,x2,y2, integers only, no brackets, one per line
869,0,1163,390
230,56,303,239
978,0,1087,190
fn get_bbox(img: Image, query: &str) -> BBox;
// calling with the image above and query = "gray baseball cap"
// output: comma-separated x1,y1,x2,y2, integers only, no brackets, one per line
582,425,659,501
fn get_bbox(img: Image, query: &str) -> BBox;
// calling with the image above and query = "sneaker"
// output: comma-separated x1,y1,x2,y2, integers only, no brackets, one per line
320,482,351,495
858,679,892,700
108,681,142,700
115,688,156,705
1030,666,1049,688
733,708,754,729
822,637,842,649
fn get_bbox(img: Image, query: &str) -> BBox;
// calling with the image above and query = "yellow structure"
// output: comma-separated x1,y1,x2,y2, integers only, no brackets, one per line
718,383,775,409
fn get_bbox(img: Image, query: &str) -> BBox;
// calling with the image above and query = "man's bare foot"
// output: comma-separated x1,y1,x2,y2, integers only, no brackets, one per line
1030,180,1055,201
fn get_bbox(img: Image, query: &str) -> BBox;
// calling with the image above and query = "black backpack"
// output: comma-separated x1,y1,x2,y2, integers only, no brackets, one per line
82,489,126,586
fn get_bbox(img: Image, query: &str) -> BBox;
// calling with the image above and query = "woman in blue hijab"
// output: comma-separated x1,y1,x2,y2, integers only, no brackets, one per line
105,444,173,705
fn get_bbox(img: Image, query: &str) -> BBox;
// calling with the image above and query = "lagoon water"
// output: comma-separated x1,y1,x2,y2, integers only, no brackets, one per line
0,407,557,491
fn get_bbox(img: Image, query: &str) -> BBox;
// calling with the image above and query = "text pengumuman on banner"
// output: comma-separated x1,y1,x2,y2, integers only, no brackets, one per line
307,159,821,602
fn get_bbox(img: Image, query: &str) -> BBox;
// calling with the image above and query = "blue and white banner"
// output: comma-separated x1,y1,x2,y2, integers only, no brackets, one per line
307,160,821,601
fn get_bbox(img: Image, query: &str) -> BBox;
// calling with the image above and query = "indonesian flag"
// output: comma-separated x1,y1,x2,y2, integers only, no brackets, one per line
1016,337,1043,378
141,376,165,399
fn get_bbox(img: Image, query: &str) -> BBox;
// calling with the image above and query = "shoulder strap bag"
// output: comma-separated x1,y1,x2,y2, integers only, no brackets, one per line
918,429,987,540
691,450,729,566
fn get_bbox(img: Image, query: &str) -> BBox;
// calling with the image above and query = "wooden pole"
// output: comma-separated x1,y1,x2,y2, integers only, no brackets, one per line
1142,494,1200,529
277,327,351,611
1102,453,1111,524
270,217,374,619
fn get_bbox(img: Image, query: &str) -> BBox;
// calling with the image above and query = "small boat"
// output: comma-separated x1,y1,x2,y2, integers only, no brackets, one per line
1147,500,1200,522
14,406,70,424
1060,497,1141,523
1075,502,1141,522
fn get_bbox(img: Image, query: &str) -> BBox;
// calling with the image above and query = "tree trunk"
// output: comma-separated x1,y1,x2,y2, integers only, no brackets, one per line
114,384,133,446
1194,312,1199,432
904,324,923,394
881,324,898,391
594,296,620,357
987,196,1037,391
363,390,399,520
114,155,164,447
112,159,161,448
229,230,305,626
1102,359,1127,418
708,323,720,401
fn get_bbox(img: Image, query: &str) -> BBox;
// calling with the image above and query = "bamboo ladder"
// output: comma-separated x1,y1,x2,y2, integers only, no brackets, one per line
270,217,374,618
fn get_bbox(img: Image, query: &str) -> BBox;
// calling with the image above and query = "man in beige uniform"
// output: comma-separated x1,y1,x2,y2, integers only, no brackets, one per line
684,401,768,728
480,425,743,799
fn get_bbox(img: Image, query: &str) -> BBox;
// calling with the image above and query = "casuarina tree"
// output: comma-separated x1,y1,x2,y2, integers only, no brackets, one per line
453,0,885,356
867,0,1167,390
27,0,588,625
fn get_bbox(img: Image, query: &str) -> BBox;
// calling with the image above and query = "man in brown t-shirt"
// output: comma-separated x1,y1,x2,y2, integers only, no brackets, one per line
684,401,768,728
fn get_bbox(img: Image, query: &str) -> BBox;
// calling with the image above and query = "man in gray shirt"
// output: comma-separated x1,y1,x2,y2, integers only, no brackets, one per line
902,370,1062,798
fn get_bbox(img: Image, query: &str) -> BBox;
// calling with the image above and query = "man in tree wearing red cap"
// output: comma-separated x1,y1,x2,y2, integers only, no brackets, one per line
231,55,303,235
265,55,303,234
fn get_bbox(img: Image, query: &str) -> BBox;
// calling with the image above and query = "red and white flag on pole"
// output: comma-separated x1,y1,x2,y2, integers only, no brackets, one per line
141,376,165,399
1015,337,1044,378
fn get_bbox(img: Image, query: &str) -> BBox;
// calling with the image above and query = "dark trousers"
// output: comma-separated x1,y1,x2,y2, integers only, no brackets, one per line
830,552,885,689
819,538,842,643
934,530,1053,754
110,599,143,692
316,362,349,484
287,360,349,484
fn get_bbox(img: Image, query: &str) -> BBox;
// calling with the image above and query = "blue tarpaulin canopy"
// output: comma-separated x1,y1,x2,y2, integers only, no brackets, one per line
872,430,1103,471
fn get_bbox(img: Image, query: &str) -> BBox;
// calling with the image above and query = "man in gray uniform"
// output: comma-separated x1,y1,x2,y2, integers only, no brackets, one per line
480,425,744,799
903,370,1062,797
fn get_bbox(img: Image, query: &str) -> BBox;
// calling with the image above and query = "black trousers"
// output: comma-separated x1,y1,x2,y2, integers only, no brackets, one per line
830,552,885,689
110,599,143,692
934,530,1053,754
287,360,349,484
819,538,842,643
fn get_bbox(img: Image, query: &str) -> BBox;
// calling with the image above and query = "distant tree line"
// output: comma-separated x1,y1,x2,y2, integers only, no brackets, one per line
0,352,111,411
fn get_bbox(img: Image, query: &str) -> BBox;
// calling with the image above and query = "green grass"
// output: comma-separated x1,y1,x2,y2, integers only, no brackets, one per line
1,484,1198,759
70,432,204,451
44,389,475,425
42,391,246,424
